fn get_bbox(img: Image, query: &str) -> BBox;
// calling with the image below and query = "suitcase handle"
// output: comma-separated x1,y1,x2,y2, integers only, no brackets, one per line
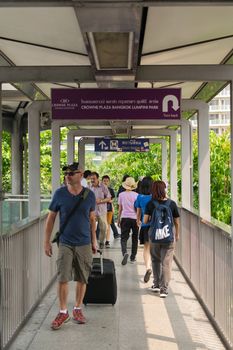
96,249,104,274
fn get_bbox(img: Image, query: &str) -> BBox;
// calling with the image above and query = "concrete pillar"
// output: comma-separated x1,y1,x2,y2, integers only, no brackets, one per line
78,137,87,169
170,131,178,202
181,119,191,210
67,132,74,164
0,83,2,206
161,139,168,184
230,81,233,282
51,121,61,194
28,106,40,217
198,103,210,220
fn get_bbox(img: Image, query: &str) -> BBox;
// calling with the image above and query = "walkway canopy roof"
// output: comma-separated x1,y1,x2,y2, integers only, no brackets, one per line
1,0,233,135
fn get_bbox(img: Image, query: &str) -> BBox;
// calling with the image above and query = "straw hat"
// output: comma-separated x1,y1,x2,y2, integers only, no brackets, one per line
122,177,137,190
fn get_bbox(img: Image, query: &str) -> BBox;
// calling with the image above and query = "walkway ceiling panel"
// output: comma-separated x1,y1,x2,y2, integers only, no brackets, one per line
2,83,17,91
2,90,31,101
0,39,90,66
141,38,233,65
36,82,98,97
133,125,167,129
138,82,202,98
2,101,19,112
0,1,232,131
143,6,233,53
0,7,87,53
78,125,112,130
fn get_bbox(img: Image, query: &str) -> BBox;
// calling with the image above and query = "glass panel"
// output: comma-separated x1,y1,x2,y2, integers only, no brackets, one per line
1,195,51,234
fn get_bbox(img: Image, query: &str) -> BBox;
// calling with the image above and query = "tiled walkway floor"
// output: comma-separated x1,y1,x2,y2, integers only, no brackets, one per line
9,239,226,350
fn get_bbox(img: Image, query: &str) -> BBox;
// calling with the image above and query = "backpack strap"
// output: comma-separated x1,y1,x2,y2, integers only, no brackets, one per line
153,199,160,209
82,187,90,200
163,198,171,207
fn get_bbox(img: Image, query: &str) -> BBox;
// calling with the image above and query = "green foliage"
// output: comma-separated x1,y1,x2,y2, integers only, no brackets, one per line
98,143,162,190
84,153,98,172
40,128,68,193
2,131,11,192
209,129,231,224
1,127,231,225
191,129,231,224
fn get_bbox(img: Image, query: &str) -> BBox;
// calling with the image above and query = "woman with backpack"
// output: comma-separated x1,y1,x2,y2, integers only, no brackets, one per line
144,180,180,298
134,176,153,283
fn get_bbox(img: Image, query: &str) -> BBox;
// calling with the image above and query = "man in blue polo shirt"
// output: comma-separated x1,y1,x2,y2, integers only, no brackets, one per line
44,162,97,330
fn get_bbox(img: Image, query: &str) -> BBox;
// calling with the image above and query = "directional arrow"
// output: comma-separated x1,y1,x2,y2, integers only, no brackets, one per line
99,140,107,150
162,95,179,112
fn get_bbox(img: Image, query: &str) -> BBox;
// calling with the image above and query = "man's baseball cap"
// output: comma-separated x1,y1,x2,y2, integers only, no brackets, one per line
62,162,80,172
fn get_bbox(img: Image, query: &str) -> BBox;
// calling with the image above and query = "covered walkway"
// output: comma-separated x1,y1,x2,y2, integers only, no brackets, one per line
7,241,225,350
0,1,233,350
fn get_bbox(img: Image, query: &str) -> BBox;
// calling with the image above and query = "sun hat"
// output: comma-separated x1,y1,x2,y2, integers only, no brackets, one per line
122,177,137,190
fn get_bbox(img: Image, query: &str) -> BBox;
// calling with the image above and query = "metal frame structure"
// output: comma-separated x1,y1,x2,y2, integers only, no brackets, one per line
0,1,233,348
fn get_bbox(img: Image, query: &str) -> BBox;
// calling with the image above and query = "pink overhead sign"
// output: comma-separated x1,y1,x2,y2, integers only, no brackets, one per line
51,88,181,120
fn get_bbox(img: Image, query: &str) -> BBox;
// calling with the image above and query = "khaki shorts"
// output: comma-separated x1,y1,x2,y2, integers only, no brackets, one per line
107,211,113,225
57,244,93,284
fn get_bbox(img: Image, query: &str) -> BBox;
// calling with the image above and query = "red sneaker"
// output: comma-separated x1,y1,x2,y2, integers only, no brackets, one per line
73,308,86,324
51,312,70,330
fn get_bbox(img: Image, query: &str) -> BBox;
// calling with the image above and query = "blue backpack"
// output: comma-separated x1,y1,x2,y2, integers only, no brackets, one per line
148,199,174,243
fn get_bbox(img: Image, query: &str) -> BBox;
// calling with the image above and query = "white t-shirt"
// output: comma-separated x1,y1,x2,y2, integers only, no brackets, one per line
81,178,88,187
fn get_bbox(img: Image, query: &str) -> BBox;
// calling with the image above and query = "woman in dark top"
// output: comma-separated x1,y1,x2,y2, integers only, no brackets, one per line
135,176,153,283
144,180,180,298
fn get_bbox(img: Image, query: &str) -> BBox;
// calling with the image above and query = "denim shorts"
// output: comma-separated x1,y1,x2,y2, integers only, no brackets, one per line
56,244,93,284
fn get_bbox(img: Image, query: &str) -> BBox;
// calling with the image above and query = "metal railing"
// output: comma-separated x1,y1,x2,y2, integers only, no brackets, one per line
0,207,232,349
176,208,232,349
0,214,58,349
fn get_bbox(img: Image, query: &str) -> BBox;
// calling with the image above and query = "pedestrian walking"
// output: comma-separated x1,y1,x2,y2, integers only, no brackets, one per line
117,177,139,265
134,176,153,283
144,180,180,298
44,162,97,330
90,172,111,249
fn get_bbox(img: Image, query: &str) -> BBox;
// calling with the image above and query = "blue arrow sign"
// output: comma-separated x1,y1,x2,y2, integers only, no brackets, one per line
95,138,150,152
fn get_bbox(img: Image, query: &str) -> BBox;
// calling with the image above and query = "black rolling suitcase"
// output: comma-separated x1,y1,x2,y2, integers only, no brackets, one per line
83,250,117,305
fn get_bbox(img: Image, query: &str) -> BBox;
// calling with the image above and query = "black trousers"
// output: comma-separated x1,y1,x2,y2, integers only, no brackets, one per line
120,218,139,259
111,215,119,237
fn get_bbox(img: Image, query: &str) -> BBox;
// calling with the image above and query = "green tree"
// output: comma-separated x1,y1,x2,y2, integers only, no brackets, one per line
191,129,231,224
2,127,231,225
2,131,11,192
209,129,231,224
40,127,68,193
98,143,162,190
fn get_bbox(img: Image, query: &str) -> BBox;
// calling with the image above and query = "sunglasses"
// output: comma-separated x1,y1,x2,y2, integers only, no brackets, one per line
64,171,81,176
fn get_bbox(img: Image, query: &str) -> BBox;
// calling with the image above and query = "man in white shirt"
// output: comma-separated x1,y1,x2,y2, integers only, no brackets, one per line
81,170,92,187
